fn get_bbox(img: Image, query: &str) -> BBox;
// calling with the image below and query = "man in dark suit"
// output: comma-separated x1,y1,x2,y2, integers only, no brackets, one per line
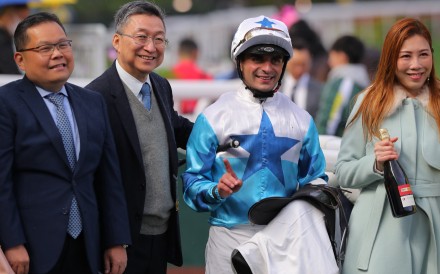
86,1,193,273
0,12,131,274
282,39,323,119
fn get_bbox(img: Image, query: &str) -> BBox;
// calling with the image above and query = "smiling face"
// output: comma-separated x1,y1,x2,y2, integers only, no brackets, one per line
14,21,73,92
113,14,165,82
395,34,432,96
240,53,284,93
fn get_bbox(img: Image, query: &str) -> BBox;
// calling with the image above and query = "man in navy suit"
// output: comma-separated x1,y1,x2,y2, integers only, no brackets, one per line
0,12,131,274
86,1,193,274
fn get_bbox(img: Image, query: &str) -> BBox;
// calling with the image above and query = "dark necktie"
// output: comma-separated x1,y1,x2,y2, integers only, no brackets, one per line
46,93,82,238
140,82,151,110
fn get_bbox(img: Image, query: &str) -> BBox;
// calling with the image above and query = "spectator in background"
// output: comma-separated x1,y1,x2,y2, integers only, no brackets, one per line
288,19,329,82
172,37,212,80
362,46,381,82
281,38,323,118
0,0,30,74
315,35,370,137
172,37,213,114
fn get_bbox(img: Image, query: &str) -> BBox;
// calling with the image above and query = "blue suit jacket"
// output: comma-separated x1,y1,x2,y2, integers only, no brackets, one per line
0,76,131,274
86,62,193,266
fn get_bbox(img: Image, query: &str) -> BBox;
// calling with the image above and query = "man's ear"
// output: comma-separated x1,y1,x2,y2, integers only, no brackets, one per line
112,34,120,53
14,52,25,72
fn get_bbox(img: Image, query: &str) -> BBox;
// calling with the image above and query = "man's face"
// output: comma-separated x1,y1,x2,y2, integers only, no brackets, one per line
113,14,166,82
327,50,348,69
240,53,284,92
286,48,312,80
14,22,74,92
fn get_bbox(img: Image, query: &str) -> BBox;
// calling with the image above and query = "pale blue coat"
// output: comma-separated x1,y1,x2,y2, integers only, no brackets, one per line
335,85,440,274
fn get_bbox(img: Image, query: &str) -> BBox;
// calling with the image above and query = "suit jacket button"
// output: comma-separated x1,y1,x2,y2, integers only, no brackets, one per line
62,207,68,215
140,183,145,190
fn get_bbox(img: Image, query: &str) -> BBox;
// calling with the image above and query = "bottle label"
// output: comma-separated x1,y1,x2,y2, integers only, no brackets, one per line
398,184,413,196
401,195,416,207
399,184,416,207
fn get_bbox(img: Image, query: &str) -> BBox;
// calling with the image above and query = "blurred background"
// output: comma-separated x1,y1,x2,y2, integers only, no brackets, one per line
1,0,440,273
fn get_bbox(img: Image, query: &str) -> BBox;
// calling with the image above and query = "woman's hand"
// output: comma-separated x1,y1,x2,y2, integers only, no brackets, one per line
374,137,399,172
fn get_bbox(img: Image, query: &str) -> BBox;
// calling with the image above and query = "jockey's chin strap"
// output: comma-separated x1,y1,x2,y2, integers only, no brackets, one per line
244,81,281,98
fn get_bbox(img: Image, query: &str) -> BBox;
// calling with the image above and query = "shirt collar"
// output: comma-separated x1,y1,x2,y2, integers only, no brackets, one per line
116,59,151,97
36,85,68,98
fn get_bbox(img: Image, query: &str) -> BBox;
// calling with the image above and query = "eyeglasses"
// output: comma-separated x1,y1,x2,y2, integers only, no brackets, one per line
117,32,169,47
18,40,73,56
232,27,289,54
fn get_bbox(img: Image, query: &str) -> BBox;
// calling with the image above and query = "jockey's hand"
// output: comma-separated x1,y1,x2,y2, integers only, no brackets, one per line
217,159,242,198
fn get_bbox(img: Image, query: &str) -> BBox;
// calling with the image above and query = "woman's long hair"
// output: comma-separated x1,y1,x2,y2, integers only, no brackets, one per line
347,18,440,140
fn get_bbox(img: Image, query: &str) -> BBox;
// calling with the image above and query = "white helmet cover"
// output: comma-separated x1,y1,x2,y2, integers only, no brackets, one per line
231,15,293,63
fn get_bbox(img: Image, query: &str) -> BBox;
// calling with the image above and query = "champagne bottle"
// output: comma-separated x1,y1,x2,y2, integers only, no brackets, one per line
379,128,416,218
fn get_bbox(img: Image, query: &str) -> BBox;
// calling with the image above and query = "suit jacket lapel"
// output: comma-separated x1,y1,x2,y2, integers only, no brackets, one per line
108,64,144,165
17,77,71,170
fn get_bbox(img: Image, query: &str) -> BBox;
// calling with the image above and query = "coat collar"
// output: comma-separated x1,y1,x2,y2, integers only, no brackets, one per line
388,84,429,116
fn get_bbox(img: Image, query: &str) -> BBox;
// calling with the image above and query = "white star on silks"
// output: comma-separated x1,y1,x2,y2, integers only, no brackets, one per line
231,111,299,186
256,17,276,28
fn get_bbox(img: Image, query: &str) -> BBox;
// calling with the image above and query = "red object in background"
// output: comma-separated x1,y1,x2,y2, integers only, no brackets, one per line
172,60,212,80
180,99,199,114
172,60,213,114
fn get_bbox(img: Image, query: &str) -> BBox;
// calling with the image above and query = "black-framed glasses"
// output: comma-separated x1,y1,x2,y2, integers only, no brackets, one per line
117,32,169,47
18,40,73,56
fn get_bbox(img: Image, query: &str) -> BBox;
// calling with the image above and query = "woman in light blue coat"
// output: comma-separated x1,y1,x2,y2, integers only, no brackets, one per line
335,18,440,274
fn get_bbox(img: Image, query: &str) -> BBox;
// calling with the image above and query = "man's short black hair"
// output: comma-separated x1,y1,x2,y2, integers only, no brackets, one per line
330,35,365,64
178,37,198,54
14,12,65,51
